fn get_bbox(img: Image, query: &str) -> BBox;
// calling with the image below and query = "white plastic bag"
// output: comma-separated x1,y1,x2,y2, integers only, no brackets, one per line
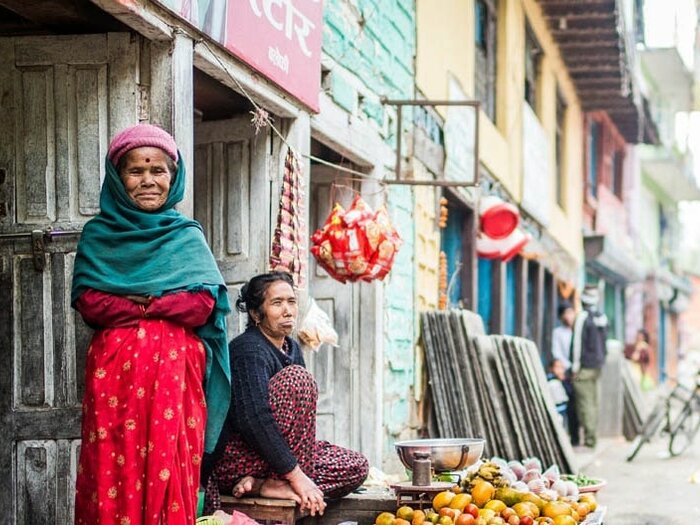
298,298,339,352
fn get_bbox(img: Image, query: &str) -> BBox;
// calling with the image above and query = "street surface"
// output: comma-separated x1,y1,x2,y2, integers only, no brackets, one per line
575,435,700,524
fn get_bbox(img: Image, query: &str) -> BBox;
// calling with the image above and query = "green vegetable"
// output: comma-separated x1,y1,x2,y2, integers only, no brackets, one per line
561,473,600,487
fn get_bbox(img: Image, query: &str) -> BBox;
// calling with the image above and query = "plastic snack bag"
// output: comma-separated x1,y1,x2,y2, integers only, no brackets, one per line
298,299,339,352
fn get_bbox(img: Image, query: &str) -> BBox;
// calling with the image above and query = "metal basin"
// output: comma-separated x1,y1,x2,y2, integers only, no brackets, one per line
395,438,485,472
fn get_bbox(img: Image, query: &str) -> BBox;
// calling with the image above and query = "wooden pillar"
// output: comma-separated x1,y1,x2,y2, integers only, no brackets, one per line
531,261,545,350
461,205,478,311
147,32,194,217
171,31,194,217
515,256,528,336
543,271,558,362
491,259,506,334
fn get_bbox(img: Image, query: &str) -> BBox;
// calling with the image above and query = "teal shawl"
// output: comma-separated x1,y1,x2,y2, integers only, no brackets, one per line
71,154,230,453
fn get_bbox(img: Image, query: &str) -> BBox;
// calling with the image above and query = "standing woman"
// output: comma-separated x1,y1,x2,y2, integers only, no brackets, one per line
71,124,230,524
203,272,369,515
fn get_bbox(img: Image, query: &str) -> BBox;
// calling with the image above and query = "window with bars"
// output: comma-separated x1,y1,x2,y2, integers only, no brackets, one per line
475,0,498,121
556,91,567,208
525,26,541,110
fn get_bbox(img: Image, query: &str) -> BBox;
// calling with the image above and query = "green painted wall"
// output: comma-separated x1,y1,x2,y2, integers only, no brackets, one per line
323,0,417,471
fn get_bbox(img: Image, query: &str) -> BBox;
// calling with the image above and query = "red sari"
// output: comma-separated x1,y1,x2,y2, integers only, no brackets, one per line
74,289,214,525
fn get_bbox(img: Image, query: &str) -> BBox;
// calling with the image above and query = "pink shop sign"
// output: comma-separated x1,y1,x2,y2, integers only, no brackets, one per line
154,0,323,111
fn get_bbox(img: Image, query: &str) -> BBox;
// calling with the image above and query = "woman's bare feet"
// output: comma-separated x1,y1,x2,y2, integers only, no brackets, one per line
231,476,264,498
259,478,302,504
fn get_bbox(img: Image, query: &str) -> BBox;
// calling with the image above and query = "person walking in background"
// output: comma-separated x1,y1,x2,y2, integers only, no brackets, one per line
547,358,570,426
627,329,653,391
551,301,579,445
570,285,608,449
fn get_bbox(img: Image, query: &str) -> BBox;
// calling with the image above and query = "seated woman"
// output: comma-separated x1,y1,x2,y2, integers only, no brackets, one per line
203,272,369,516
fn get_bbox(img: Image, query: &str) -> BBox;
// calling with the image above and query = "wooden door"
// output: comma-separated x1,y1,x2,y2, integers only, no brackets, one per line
307,169,361,450
193,117,276,337
0,34,140,524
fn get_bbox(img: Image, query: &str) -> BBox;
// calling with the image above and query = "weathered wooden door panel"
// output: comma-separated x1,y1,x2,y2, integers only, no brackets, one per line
194,117,274,336
306,170,361,450
0,33,140,525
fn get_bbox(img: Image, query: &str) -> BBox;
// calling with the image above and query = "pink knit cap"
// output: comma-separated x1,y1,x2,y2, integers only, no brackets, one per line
107,124,178,165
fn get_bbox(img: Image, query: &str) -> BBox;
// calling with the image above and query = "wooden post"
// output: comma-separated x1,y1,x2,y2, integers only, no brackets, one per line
542,271,558,363
461,205,478,311
491,259,506,334
147,32,194,217
515,255,528,336
171,31,194,218
531,261,545,350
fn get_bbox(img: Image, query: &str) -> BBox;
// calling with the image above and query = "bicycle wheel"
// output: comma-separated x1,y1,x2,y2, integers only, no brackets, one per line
669,402,700,456
627,400,666,462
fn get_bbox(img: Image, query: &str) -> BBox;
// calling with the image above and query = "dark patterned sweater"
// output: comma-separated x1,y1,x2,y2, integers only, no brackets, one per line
211,326,306,476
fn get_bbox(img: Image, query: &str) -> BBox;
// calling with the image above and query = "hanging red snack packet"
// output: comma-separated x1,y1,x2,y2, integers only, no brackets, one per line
366,205,402,281
311,203,348,283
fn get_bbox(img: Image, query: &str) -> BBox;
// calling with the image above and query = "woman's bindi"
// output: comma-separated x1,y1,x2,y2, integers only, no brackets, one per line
145,157,151,163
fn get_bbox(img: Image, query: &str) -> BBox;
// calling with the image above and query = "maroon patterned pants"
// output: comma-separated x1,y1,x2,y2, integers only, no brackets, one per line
205,365,369,511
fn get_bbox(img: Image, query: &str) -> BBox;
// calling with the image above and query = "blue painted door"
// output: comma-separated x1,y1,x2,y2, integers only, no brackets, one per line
478,257,493,332
441,205,466,307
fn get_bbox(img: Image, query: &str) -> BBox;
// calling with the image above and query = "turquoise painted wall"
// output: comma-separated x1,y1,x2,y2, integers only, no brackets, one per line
322,0,417,470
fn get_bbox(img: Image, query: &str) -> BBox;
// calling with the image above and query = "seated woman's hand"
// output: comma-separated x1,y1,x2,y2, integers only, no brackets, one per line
284,465,326,516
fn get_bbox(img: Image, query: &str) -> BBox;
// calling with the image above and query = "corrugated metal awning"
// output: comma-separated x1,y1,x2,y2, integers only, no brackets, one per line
537,0,659,144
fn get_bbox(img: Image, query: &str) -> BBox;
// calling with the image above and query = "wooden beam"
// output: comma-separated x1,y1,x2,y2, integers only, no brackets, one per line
0,0,118,29
89,0,303,118
555,39,620,50
89,0,172,40
567,63,624,74
551,27,618,37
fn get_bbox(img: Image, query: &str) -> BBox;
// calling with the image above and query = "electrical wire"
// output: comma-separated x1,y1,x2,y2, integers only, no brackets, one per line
195,38,386,183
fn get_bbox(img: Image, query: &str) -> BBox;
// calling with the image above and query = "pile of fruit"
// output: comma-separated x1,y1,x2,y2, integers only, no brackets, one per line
375,458,598,525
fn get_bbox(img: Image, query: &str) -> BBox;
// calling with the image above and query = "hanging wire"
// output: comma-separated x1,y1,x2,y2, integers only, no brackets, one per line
195,38,385,182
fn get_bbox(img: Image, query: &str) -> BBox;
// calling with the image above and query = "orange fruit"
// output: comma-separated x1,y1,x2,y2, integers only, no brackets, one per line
477,509,496,520
513,502,539,519
519,493,545,511
541,502,571,520
376,512,396,525
434,491,457,511
450,494,473,511
484,500,506,513
413,510,427,525
398,507,415,522
552,517,576,525
395,519,411,525
573,502,590,518
578,494,597,512
471,481,496,507
438,516,454,525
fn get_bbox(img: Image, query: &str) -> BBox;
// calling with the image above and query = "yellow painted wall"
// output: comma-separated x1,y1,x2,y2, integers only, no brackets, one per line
414,162,440,311
415,0,583,266
523,0,583,263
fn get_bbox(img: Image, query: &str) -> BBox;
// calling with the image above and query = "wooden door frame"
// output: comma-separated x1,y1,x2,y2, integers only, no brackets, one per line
309,102,392,468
